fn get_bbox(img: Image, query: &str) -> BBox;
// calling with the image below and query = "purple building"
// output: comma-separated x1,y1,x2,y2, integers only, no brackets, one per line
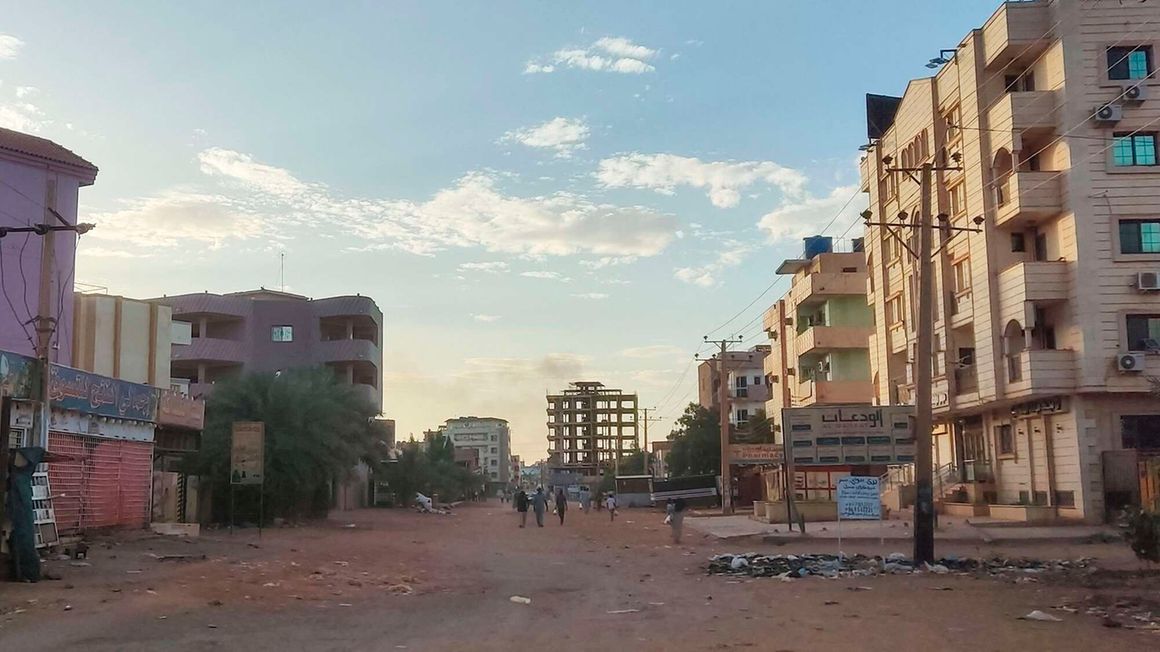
0,128,98,363
151,289,383,411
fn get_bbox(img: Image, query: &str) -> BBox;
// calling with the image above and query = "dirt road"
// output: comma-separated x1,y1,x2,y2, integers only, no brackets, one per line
1,503,1157,651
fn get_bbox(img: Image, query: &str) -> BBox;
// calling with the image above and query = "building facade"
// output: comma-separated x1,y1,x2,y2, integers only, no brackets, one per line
547,381,638,477
696,346,772,422
73,293,173,388
860,0,1160,522
151,289,383,411
442,416,511,486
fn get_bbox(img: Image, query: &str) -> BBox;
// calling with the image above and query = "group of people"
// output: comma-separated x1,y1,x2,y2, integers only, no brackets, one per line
507,486,686,543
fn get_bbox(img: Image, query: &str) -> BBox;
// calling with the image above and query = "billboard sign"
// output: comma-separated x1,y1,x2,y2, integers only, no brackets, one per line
837,476,881,520
231,421,265,485
49,364,159,422
782,406,914,466
729,443,784,465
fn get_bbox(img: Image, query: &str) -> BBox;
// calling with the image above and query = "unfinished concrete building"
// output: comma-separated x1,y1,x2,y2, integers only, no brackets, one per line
547,382,638,476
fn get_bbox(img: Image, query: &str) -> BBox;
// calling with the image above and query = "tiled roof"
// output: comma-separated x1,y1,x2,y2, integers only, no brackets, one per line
0,127,98,174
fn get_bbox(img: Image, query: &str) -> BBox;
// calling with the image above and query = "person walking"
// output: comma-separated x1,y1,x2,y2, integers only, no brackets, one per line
515,488,530,528
531,487,549,527
666,498,687,544
554,488,568,525
604,492,618,522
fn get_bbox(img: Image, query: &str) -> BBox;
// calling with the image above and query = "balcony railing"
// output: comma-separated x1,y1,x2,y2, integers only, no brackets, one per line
982,0,1051,70
954,366,978,394
994,172,1062,229
1005,349,1076,397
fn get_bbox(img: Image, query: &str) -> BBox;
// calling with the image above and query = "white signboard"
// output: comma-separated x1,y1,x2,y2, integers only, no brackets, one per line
782,406,914,466
836,476,881,520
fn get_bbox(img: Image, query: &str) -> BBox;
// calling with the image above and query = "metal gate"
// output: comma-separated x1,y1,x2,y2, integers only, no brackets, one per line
48,432,153,535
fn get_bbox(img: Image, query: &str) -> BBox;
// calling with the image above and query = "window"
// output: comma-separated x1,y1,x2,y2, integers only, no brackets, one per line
271,325,293,342
952,258,971,293
944,105,962,142
736,376,748,388
1053,490,1075,508
886,295,903,325
490,459,498,466
948,183,966,218
491,435,497,441
490,447,497,454
1112,132,1158,166
1108,45,1153,80
1121,414,1160,449
1126,314,1160,350
736,409,749,424
958,347,976,366
753,375,761,385
1004,71,1035,92
1120,219,1160,254
1011,233,1026,252
995,424,1014,456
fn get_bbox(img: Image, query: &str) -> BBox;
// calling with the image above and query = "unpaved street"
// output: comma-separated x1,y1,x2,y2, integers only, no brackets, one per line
1,503,1157,651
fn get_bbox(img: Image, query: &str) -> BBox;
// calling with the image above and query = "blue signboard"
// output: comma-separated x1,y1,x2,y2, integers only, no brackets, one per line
48,364,158,422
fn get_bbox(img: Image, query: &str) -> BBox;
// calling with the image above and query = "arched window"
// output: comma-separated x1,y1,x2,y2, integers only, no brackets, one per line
1003,319,1026,382
993,148,1014,206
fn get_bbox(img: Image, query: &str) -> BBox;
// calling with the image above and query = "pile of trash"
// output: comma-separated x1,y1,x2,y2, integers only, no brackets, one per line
706,552,1094,580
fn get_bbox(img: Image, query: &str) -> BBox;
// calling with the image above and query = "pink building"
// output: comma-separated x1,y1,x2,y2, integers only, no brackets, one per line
0,127,98,363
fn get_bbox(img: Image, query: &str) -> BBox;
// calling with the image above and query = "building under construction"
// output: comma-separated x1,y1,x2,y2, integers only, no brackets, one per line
547,381,638,477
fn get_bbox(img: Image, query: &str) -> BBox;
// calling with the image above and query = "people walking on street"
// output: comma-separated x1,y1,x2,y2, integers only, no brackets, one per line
555,488,568,525
579,487,591,513
515,488,529,527
531,486,549,527
666,498,687,544
604,492,618,522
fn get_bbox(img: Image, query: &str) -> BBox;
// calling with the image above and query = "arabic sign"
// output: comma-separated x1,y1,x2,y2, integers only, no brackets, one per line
49,364,158,422
782,406,915,466
730,443,784,465
0,350,36,398
837,476,881,520
231,421,265,485
1012,397,1066,416
157,390,206,430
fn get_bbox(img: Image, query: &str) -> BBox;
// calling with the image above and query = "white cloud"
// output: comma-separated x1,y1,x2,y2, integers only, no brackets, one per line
674,240,755,288
88,191,266,249
77,247,156,259
757,184,866,242
524,36,657,75
191,148,678,259
579,256,637,269
501,117,589,158
14,86,38,99
458,261,509,273
597,153,807,208
472,314,501,323
520,271,569,281
571,292,608,300
0,35,23,60
0,104,44,132
620,344,685,359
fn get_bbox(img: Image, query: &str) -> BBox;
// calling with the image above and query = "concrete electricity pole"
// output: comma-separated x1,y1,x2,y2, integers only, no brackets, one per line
702,336,743,515
639,407,662,477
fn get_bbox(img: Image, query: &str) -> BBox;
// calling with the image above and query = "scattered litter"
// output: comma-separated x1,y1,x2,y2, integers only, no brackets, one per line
159,616,167,620
207,624,218,629
729,557,749,570
707,553,1094,581
343,523,357,528
510,596,532,605
931,586,954,591
148,553,205,562
69,561,91,567
847,586,872,592
1020,610,1063,622
63,605,72,612
247,543,260,549
334,561,349,567
648,602,665,606
263,582,279,588
339,603,353,607
823,601,840,606
607,609,640,614
386,584,414,595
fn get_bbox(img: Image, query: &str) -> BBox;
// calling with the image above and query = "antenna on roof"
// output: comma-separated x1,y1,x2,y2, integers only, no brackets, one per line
280,251,285,292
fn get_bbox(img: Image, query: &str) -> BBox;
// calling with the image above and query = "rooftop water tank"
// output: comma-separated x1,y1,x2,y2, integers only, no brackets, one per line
803,236,833,260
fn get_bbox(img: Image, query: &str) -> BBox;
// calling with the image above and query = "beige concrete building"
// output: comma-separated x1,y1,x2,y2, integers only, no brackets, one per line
696,345,772,428
547,381,638,476
72,293,172,388
860,0,1160,522
763,243,874,428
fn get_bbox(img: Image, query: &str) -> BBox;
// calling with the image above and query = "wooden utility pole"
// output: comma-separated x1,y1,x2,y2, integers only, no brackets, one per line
703,336,743,514
913,162,936,564
32,181,58,449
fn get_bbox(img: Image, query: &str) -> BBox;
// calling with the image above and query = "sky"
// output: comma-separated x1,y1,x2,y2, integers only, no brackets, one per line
1,0,999,461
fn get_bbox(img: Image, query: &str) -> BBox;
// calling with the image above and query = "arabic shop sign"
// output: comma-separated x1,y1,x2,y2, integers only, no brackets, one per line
730,443,784,465
158,389,206,430
782,405,915,466
49,364,159,422
0,351,36,399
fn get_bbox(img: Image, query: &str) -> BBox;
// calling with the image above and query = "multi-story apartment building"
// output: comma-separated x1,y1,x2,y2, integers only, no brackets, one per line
763,240,874,429
547,381,638,477
696,345,772,427
860,0,1160,522
151,288,382,411
442,416,511,486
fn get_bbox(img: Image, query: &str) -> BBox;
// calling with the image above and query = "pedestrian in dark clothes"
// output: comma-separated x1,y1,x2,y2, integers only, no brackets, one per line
555,488,568,525
515,488,529,528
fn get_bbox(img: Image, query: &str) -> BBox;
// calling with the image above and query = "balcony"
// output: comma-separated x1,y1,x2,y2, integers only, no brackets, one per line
317,338,380,365
888,322,908,354
982,1,1051,70
986,91,1057,147
791,272,867,306
351,382,382,409
994,171,1062,229
997,261,1069,324
1005,349,1076,398
795,325,871,356
172,337,246,364
949,289,973,329
795,379,873,406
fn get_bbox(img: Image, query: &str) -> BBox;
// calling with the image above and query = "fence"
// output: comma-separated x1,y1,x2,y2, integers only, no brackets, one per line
48,432,153,535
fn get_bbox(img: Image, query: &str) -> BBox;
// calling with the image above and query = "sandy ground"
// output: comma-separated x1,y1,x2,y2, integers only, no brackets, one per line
1,502,1158,651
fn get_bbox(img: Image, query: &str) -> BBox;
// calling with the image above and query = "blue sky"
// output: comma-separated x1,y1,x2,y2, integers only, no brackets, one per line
2,1,998,459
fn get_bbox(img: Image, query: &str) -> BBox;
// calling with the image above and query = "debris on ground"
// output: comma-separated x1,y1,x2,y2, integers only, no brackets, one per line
1019,610,1062,622
706,553,1095,580
607,609,641,614
1053,595,1160,632
510,596,532,604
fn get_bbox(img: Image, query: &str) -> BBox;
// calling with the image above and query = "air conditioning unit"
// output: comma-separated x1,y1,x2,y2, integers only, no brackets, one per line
1137,271,1160,291
1117,352,1145,372
1095,103,1123,123
1122,82,1149,102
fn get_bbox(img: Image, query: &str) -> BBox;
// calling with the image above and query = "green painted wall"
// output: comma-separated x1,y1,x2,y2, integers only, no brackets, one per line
824,296,873,328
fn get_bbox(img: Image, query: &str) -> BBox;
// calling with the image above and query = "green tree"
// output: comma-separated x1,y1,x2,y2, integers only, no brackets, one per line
665,403,721,477
192,368,380,521
617,449,647,475
736,409,774,444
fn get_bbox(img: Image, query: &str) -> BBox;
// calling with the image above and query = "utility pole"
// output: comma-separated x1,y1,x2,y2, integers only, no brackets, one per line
863,159,980,565
702,336,743,514
639,407,662,477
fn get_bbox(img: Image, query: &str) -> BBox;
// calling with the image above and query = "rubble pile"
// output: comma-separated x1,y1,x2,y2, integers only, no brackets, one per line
706,552,1095,580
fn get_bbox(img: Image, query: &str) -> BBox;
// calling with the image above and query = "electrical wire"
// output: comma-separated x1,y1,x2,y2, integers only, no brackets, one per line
0,242,36,346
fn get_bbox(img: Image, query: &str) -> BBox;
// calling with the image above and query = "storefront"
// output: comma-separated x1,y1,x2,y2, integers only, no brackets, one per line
152,390,206,524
